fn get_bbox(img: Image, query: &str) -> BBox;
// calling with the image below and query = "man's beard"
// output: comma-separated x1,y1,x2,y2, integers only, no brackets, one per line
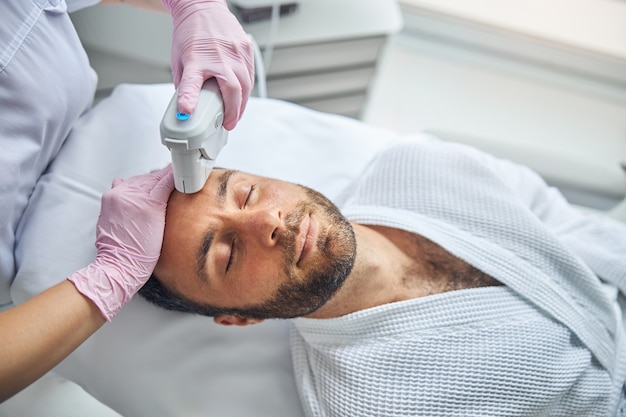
230,185,357,319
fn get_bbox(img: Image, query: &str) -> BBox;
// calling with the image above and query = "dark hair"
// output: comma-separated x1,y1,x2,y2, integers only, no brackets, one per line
138,274,230,317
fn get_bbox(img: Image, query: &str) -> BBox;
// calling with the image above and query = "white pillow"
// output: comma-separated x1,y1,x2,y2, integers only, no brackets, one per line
12,83,407,417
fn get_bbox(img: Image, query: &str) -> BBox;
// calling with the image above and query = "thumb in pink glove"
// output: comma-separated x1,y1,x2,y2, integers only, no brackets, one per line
163,0,255,130
68,165,175,321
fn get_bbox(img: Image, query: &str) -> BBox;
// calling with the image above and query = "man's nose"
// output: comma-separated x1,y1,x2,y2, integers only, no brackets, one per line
235,208,282,247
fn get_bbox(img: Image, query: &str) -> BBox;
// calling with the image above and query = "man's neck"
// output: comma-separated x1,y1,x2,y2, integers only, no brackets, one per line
305,223,417,319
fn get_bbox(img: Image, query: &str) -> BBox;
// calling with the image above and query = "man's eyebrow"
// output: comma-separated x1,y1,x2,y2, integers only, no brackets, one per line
195,169,237,283
196,225,217,283
217,169,236,207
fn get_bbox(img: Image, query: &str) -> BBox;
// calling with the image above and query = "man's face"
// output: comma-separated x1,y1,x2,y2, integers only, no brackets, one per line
153,169,356,319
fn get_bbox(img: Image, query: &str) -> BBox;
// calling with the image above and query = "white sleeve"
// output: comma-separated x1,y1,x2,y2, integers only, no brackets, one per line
486,155,626,292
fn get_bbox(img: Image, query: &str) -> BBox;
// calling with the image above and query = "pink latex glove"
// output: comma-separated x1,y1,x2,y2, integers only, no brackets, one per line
68,165,175,321
163,0,255,130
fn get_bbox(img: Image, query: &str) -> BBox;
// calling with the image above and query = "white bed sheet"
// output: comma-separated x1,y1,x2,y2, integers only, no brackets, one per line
8,83,408,416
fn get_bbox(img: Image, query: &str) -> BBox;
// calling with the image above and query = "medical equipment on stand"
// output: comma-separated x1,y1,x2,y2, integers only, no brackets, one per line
160,78,228,194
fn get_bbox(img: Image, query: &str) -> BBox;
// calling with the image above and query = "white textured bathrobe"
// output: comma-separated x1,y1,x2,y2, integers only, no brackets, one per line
291,141,626,416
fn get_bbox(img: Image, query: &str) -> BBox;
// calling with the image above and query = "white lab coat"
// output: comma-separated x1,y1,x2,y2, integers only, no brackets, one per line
0,0,98,309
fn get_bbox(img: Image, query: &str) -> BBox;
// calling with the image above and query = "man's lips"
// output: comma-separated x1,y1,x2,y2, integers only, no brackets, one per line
296,214,317,266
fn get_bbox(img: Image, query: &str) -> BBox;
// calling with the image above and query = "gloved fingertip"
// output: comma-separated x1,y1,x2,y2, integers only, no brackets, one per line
223,118,236,131
177,98,195,115
223,106,240,130
177,82,202,114
221,93,242,131
150,165,176,201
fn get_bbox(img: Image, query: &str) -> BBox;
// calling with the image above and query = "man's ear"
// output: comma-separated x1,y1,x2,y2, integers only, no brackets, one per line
213,315,265,326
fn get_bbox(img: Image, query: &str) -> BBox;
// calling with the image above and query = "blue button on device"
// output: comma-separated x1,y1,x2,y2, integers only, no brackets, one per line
176,112,190,121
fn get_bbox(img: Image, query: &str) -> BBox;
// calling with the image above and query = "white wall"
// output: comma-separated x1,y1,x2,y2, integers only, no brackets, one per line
363,0,626,209
398,0,626,60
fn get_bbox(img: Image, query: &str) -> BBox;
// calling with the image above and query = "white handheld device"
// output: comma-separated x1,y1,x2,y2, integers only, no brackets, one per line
160,78,228,193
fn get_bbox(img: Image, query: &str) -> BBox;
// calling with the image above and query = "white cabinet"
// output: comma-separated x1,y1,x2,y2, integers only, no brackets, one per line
240,0,402,117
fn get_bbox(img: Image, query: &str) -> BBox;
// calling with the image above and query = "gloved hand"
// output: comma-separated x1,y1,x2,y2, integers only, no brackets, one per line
163,0,255,130
68,165,175,321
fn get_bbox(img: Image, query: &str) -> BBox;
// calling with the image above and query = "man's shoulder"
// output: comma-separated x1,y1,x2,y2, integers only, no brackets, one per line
372,139,493,173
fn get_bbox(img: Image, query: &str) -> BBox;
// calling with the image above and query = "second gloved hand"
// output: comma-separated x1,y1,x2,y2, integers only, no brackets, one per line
68,165,175,321
163,0,255,130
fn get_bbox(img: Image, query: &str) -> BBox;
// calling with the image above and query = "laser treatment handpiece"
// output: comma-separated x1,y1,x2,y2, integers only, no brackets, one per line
160,78,228,194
